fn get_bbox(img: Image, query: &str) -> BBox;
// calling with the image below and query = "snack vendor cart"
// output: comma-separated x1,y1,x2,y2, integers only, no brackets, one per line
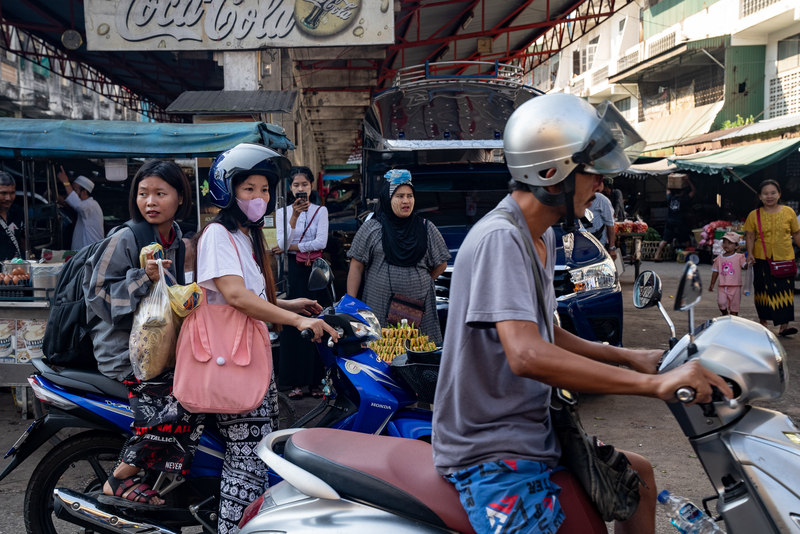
0,118,294,396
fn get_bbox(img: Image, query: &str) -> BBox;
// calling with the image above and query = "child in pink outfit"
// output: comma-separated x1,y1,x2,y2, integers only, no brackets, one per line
709,231,747,316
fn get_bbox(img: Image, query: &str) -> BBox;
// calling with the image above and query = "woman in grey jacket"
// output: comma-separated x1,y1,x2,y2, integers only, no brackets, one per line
84,160,195,507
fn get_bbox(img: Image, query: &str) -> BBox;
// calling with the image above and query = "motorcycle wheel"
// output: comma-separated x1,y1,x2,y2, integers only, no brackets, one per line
24,430,126,534
277,392,297,429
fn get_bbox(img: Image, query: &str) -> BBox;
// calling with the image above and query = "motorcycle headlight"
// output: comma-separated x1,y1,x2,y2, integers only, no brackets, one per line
352,309,382,339
569,258,617,294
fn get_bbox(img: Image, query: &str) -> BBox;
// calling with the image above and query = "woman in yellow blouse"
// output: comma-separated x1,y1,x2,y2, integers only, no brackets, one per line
744,180,800,336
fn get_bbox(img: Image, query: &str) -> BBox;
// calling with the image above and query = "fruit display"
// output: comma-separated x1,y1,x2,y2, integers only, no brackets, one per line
370,322,437,362
614,220,648,234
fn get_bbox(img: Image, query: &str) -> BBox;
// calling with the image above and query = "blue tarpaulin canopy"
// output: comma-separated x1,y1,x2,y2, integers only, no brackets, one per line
0,118,294,159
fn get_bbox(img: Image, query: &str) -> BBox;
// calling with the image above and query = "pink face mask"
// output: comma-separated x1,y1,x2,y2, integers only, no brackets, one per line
237,197,268,222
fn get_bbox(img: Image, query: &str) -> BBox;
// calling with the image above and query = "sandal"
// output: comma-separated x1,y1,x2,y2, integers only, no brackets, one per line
779,327,798,337
98,475,162,509
310,387,324,399
287,387,304,400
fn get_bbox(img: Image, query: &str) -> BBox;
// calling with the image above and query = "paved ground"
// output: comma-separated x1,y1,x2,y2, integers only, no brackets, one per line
0,258,796,532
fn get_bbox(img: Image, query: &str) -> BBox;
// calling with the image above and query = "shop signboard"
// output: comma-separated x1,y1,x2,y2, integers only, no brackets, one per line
85,0,394,51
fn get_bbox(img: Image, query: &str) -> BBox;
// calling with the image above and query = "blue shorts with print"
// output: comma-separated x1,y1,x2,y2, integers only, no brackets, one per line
445,460,565,534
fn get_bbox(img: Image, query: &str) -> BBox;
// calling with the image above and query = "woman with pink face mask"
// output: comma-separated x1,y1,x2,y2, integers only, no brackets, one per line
195,145,338,533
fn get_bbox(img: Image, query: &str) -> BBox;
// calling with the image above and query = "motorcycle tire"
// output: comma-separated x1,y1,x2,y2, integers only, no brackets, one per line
24,430,127,534
277,391,297,429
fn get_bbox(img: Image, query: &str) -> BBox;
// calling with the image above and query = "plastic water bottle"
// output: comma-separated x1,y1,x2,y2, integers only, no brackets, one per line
744,257,754,297
658,490,722,533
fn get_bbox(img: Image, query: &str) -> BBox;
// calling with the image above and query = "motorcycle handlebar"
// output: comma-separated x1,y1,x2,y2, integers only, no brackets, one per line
299,329,336,348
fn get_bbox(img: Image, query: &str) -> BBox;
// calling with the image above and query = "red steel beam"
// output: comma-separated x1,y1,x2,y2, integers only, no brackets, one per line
388,11,616,51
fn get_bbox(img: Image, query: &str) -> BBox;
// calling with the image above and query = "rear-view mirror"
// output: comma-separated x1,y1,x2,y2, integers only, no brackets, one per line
633,271,662,309
675,262,702,312
308,258,333,292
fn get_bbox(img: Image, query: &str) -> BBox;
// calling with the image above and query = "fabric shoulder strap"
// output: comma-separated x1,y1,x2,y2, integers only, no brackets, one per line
298,206,320,244
756,209,770,260
493,209,554,343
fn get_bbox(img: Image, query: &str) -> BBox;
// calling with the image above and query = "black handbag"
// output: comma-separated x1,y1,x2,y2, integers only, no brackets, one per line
495,209,643,522
550,389,643,522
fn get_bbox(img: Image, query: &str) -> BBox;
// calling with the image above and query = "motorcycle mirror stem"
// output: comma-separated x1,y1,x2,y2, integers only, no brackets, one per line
656,301,677,347
687,307,698,356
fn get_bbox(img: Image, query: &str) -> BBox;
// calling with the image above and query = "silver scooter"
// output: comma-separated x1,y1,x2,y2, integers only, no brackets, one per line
635,263,799,534
238,262,800,534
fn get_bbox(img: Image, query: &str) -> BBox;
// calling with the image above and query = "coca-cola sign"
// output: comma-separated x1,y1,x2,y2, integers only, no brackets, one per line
86,0,394,51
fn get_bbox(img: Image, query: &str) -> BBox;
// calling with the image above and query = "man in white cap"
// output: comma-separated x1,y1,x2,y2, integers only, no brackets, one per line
57,166,104,250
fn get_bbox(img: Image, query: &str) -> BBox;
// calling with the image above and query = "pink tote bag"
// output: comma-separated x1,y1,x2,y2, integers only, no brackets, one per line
173,226,272,414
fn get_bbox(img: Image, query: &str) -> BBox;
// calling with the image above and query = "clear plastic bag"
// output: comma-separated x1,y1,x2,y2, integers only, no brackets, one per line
129,259,177,381
139,242,203,318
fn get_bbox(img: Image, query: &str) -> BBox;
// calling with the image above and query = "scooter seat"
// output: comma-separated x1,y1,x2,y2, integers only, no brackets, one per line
31,358,129,400
286,428,608,534
286,427,476,533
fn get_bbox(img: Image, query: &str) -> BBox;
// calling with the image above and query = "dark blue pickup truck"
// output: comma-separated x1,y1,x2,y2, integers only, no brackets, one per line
360,61,623,344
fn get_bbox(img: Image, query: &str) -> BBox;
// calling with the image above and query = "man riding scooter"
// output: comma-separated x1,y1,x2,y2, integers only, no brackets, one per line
432,93,733,534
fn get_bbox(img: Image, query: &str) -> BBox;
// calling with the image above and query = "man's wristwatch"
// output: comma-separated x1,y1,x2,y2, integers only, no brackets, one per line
608,246,617,251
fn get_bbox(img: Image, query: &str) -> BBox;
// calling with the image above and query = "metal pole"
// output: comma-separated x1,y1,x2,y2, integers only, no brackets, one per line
279,177,288,295
21,161,30,259
194,158,201,231
726,167,759,195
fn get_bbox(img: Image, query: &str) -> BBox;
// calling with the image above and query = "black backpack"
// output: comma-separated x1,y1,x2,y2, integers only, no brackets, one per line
42,221,185,369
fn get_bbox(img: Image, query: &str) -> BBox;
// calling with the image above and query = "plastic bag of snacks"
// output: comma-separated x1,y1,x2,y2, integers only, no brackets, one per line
139,243,203,318
129,259,177,380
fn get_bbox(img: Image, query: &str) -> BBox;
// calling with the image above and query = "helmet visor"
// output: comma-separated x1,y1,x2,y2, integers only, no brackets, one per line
582,101,646,175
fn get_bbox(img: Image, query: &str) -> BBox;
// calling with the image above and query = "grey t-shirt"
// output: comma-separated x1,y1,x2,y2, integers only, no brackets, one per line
432,194,560,474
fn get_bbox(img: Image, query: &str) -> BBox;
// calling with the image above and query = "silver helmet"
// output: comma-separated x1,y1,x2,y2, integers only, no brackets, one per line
504,93,646,187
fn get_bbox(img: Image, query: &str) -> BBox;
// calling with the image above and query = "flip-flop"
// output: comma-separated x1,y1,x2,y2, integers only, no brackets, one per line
310,388,324,399
287,387,304,399
101,475,162,509
779,327,798,336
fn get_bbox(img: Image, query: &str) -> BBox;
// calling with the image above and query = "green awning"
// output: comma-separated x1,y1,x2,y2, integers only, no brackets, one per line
670,138,800,182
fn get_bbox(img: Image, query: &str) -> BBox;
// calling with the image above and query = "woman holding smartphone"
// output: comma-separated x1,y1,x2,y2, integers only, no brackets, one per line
273,167,330,399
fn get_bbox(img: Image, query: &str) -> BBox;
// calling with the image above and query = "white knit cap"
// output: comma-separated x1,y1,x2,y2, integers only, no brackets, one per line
72,175,95,193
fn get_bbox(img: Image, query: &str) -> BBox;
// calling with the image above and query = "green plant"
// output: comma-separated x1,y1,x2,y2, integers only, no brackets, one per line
720,114,755,130
644,227,661,242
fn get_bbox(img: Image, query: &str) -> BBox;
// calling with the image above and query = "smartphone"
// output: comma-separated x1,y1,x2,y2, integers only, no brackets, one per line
295,192,308,202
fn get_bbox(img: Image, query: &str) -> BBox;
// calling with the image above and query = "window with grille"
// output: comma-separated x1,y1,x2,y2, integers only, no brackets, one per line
769,68,800,119
742,0,781,17
778,34,800,73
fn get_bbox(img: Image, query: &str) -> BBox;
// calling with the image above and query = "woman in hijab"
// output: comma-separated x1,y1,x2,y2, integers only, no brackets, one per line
347,169,451,344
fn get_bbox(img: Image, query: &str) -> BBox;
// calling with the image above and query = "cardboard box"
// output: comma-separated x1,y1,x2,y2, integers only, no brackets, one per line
667,173,687,189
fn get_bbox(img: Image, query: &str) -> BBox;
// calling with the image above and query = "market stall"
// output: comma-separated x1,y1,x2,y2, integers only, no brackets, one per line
0,118,294,391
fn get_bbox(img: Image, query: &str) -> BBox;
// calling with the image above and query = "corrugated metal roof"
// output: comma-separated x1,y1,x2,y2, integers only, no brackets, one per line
676,124,747,146
637,101,725,151
716,113,800,140
166,91,296,114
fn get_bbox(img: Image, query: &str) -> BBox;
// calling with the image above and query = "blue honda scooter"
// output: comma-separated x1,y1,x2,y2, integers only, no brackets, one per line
1,259,433,534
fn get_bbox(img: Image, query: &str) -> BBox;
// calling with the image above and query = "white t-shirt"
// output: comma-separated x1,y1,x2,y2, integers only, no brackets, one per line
197,224,267,305
66,191,104,250
275,204,328,253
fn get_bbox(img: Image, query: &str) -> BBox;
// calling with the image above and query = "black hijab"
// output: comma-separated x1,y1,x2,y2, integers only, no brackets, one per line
378,182,428,267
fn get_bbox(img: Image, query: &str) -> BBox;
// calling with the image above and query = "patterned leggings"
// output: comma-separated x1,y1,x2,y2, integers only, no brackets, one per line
215,372,279,534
